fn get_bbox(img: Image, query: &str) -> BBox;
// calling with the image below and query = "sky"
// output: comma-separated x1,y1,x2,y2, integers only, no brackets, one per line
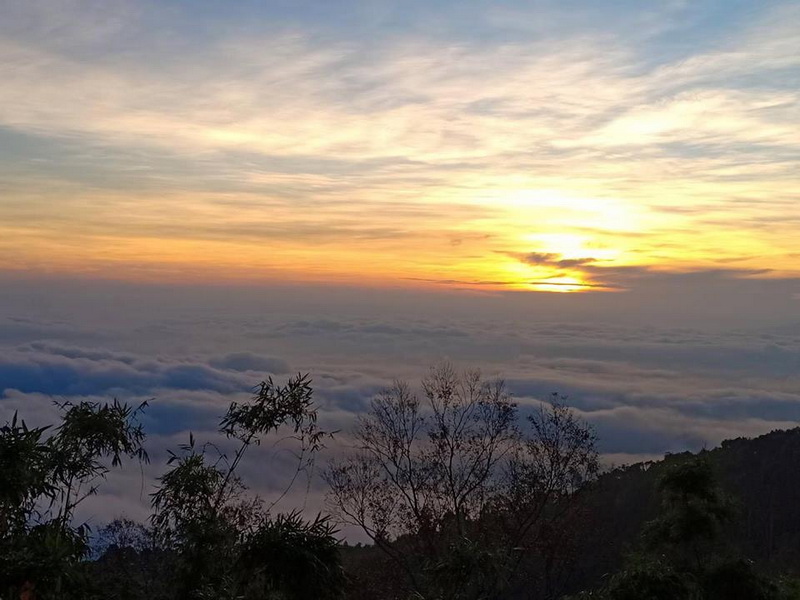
0,0,799,531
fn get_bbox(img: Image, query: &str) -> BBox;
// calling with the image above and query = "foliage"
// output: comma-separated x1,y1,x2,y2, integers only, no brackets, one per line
641,459,733,563
0,400,148,599
2,374,343,600
237,511,345,599
147,373,344,600
599,555,693,600
569,457,787,600
90,519,169,600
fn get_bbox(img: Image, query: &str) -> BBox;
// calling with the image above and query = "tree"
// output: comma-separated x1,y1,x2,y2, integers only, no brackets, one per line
90,518,168,600
149,373,344,600
641,458,734,571
0,400,148,600
325,363,599,599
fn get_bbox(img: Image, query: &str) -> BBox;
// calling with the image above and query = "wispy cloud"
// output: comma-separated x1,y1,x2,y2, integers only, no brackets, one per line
0,0,797,286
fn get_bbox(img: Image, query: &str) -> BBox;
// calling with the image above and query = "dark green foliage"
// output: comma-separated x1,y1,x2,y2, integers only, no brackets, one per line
52,399,148,473
642,459,733,559
703,559,781,600
237,511,345,599
339,542,410,600
601,556,693,600
89,519,169,600
0,416,54,532
0,401,148,599
587,557,787,600
424,536,514,600
570,457,786,600
569,429,800,592
147,373,344,600
2,375,343,600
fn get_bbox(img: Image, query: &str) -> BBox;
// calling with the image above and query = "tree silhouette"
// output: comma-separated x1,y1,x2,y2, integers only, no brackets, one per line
0,400,148,599
325,363,598,599
149,373,344,600
570,457,787,600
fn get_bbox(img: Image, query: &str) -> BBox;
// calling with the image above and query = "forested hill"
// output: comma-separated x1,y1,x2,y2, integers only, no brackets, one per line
340,427,800,599
568,427,800,593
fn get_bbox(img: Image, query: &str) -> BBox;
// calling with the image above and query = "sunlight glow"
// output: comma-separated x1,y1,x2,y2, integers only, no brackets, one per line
528,276,596,293
0,1,797,293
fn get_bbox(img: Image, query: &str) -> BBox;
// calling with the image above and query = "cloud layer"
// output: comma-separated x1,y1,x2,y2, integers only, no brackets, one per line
1,279,798,530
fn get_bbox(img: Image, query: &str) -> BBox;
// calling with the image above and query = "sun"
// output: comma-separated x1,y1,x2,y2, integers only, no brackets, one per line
528,275,595,293
499,233,618,293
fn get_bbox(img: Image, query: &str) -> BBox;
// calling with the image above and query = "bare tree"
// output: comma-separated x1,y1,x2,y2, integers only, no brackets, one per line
495,396,600,599
325,364,599,600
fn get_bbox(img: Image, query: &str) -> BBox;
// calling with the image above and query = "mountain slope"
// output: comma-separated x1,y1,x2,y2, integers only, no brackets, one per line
569,427,800,593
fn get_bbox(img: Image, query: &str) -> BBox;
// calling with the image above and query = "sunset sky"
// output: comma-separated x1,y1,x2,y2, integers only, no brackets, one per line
2,0,798,292
1,0,799,527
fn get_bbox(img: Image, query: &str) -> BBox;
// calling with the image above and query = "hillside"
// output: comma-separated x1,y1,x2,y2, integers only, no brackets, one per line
565,427,800,594
341,428,800,599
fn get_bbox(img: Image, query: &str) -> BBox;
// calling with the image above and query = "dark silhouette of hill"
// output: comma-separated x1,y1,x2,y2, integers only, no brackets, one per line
340,427,800,599
565,427,800,595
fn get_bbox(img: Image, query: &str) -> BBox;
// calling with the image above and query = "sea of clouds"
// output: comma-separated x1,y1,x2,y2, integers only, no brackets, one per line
1,276,798,533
